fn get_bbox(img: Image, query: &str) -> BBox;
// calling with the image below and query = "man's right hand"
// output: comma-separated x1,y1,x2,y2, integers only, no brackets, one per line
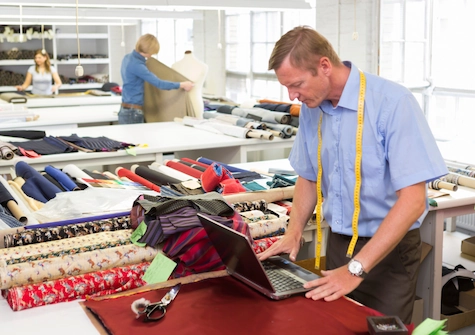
180,81,194,91
256,232,303,262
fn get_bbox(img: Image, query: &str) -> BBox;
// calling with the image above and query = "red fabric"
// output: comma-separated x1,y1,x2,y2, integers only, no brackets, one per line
220,178,246,194
116,167,160,192
83,276,384,335
200,162,234,192
180,157,209,168
162,212,250,278
4,262,149,311
165,161,202,179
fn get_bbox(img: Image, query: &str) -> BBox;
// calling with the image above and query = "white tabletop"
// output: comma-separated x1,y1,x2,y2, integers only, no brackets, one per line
25,95,121,108
0,122,295,173
0,104,118,131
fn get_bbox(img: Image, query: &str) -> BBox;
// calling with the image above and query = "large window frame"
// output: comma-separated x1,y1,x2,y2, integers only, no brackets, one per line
225,5,316,103
380,0,475,142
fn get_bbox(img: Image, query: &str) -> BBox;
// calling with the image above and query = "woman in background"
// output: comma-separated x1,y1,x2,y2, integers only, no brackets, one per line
16,49,62,95
119,34,193,124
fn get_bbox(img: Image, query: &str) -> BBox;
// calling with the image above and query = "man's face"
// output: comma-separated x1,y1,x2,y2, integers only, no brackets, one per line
275,57,330,108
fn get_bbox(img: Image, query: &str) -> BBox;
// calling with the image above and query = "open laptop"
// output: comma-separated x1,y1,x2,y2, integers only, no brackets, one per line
197,213,320,300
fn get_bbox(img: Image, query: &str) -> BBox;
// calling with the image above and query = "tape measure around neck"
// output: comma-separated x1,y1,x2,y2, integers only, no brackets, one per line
314,69,366,269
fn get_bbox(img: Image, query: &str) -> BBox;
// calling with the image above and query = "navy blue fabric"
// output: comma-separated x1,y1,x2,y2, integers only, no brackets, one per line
195,157,249,173
15,161,62,202
44,165,78,191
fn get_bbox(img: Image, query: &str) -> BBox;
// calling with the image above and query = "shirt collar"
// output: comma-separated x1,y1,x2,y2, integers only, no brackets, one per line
132,50,146,63
336,61,361,112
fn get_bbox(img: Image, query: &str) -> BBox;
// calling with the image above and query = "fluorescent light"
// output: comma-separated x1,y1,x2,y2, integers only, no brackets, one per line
5,0,312,10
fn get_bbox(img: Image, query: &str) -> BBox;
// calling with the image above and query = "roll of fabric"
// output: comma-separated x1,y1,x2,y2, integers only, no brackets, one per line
2,215,131,248
62,164,94,180
0,230,133,265
0,141,17,160
232,199,267,213
45,165,79,191
41,173,67,192
246,216,288,239
149,163,197,182
164,160,203,179
0,177,37,226
131,164,182,186
253,236,283,254
258,99,301,117
115,167,161,192
0,243,159,289
0,181,26,224
7,178,44,212
15,161,62,202
180,157,210,169
195,157,249,173
223,186,295,204
177,159,207,172
5,262,150,311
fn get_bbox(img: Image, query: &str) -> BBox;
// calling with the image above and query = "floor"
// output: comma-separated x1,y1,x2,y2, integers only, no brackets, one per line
441,229,475,334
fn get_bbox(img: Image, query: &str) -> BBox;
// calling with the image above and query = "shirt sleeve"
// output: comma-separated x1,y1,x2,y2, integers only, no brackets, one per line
383,92,448,190
131,61,180,90
50,66,57,74
289,105,318,182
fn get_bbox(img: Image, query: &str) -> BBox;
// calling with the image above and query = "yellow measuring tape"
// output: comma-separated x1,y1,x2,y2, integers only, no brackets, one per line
314,70,366,269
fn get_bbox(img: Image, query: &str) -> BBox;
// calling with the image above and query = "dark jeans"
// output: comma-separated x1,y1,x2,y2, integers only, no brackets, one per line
118,106,144,124
326,228,422,323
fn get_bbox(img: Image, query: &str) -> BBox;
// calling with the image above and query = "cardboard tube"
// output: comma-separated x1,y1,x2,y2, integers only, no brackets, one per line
223,186,295,204
246,131,262,139
6,200,27,224
436,180,458,192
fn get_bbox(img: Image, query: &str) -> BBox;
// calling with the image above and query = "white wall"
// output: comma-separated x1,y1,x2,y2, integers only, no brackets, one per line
109,0,379,94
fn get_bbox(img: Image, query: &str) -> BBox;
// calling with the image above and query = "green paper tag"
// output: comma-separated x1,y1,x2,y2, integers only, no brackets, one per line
130,221,147,247
413,318,447,335
126,146,137,156
142,253,177,284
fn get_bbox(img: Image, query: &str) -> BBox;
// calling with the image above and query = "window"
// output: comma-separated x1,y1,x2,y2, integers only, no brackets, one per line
225,3,316,103
380,0,475,141
141,19,193,67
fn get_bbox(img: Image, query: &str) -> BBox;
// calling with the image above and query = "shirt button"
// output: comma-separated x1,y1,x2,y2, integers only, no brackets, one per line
336,220,341,225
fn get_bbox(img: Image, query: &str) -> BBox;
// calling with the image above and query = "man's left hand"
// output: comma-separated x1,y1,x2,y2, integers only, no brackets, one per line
303,265,363,302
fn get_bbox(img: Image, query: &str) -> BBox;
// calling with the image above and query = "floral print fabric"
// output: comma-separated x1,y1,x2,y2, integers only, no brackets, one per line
3,262,149,311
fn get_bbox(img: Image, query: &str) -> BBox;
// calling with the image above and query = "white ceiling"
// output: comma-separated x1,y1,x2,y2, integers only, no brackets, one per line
0,0,312,25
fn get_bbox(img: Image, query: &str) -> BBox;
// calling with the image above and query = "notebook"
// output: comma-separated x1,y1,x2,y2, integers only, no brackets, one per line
197,213,320,300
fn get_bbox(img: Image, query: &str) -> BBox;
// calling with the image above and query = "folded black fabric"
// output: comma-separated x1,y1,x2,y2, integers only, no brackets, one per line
0,130,46,140
58,134,134,152
9,136,76,155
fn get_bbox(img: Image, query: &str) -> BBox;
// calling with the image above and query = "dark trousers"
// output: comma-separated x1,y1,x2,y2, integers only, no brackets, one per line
326,228,422,323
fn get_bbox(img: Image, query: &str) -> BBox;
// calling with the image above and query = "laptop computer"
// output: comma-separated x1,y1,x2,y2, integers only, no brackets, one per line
197,213,320,300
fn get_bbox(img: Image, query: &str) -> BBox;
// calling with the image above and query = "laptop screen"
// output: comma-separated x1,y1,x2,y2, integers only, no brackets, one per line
198,213,274,292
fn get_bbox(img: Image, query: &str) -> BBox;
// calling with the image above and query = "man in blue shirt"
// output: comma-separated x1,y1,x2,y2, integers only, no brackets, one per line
119,34,193,124
257,26,448,323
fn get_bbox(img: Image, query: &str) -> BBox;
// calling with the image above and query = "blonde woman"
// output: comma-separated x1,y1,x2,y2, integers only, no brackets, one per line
119,34,194,124
16,49,62,95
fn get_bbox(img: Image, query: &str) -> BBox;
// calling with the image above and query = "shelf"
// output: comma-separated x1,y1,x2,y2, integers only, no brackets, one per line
0,83,103,93
0,59,34,66
55,58,109,65
55,33,108,39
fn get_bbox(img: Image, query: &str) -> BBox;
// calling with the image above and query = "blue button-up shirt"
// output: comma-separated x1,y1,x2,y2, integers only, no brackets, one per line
289,61,448,236
121,50,180,106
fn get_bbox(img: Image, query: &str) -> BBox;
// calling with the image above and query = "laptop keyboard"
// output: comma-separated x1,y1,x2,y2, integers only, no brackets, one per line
263,261,306,292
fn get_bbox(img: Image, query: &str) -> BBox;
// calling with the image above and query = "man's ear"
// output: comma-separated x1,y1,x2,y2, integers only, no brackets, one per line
319,57,332,76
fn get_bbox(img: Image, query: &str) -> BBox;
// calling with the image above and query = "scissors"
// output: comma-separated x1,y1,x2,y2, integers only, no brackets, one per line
135,283,181,322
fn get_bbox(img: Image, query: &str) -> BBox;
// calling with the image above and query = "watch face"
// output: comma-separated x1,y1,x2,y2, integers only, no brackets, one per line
349,260,363,275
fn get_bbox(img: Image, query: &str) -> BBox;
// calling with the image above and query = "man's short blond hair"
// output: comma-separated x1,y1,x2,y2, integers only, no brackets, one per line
135,34,160,55
268,26,341,75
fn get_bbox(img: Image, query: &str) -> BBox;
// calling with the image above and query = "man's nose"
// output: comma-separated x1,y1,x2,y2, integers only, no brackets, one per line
288,89,299,101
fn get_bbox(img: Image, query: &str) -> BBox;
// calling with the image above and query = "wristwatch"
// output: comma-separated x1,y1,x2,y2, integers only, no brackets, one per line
347,259,368,278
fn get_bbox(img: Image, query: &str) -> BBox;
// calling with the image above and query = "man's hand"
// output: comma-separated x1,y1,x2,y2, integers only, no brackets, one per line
304,265,363,302
257,233,302,261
